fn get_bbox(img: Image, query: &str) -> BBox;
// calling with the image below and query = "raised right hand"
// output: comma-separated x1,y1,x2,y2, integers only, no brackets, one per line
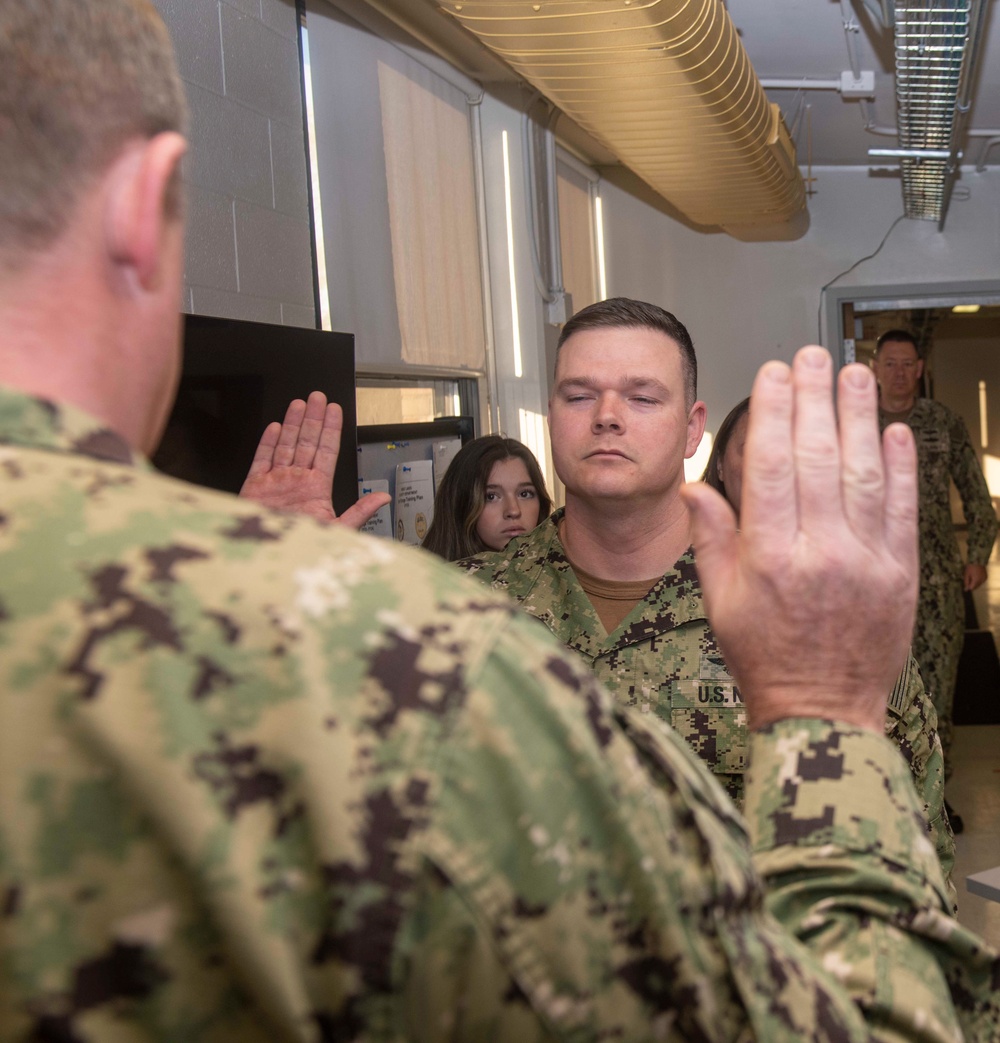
240,391,391,528
681,348,918,733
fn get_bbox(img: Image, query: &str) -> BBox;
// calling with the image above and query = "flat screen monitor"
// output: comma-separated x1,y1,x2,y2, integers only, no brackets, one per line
153,315,357,514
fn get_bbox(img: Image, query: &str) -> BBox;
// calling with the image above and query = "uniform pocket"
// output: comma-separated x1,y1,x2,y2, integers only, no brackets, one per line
668,679,749,776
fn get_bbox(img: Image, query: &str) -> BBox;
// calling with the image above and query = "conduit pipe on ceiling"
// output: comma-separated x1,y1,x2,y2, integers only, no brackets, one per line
760,78,842,91
434,0,808,238
975,136,1000,172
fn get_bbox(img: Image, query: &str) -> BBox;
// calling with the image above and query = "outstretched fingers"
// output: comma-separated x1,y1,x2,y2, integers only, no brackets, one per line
789,348,841,537
881,420,919,576
738,360,797,555
254,392,339,474
834,363,916,575
289,391,331,470
313,399,345,479
836,364,887,542
270,398,308,470
244,420,283,479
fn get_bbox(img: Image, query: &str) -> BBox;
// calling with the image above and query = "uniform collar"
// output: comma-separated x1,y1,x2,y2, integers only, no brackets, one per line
0,384,141,466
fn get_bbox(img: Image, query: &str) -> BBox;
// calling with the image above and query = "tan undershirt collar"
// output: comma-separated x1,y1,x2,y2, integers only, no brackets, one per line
558,518,661,635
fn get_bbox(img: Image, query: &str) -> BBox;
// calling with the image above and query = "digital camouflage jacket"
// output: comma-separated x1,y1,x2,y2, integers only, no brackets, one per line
1,388,996,1042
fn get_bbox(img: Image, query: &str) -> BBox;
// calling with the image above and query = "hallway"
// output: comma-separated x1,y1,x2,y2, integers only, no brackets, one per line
950,559,1000,948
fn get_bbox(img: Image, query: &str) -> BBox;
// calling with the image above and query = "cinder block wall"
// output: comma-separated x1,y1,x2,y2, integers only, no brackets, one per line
155,0,316,328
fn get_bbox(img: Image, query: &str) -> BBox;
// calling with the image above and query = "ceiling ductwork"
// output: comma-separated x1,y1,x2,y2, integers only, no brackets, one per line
433,0,809,239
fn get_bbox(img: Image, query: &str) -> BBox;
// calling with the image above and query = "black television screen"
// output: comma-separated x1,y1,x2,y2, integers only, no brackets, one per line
153,315,357,514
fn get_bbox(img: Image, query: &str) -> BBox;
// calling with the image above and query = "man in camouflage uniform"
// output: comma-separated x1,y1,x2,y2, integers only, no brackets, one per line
461,299,955,894
1,4,997,1041
874,329,998,809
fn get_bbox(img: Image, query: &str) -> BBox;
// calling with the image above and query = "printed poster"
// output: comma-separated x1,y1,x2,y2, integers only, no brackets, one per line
432,437,463,493
357,478,391,539
394,459,434,545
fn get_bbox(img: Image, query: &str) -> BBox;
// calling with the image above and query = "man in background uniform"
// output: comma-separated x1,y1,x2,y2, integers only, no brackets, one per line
874,329,999,830
2,4,996,1040
460,299,954,892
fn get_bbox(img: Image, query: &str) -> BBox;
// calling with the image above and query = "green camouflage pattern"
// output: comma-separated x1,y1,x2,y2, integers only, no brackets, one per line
461,510,957,903
1,387,997,1042
879,398,999,778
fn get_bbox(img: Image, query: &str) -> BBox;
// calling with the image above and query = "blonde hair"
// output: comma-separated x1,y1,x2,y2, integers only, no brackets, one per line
0,0,188,272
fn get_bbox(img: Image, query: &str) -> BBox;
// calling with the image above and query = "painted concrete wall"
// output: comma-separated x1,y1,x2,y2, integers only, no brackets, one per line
155,0,316,327
153,0,999,448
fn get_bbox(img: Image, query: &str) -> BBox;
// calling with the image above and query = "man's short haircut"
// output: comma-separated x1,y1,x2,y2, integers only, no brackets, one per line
875,329,920,356
0,0,188,272
556,297,698,407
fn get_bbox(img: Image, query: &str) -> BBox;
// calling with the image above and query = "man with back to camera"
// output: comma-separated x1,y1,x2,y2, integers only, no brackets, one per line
873,329,998,832
1,2,997,1040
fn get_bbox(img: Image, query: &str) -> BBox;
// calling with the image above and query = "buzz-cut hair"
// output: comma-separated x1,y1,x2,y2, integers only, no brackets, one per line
875,329,920,356
0,0,188,273
556,297,698,408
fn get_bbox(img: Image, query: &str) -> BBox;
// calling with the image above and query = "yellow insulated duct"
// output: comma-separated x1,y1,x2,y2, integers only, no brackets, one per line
436,0,808,237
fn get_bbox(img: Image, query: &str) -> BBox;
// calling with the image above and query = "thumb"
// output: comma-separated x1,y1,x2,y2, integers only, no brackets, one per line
679,482,739,598
338,492,392,530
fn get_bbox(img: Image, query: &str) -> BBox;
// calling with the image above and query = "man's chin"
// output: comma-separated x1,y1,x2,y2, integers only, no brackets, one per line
575,480,637,502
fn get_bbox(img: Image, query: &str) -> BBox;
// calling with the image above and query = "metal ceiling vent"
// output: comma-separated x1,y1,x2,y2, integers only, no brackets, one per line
437,0,808,238
893,0,988,225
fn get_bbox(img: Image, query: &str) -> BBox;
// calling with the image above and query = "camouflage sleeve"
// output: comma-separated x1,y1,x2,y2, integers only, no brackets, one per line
407,641,876,1042
948,410,998,565
883,654,957,910
747,719,1000,1042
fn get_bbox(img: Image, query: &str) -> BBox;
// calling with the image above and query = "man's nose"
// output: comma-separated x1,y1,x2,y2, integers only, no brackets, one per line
592,392,623,431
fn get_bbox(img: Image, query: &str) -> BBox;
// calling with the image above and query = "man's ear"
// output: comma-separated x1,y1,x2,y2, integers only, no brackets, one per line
916,357,925,380
685,401,708,458
105,132,187,291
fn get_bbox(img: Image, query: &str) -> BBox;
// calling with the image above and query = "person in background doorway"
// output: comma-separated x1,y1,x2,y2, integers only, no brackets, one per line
873,329,999,833
421,435,553,560
703,395,956,902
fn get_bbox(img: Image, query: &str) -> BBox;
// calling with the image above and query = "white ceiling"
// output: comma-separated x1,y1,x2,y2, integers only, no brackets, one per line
725,0,1000,169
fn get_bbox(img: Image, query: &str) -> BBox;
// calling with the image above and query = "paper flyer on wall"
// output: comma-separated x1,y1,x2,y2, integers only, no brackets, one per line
357,478,391,539
394,460,434,545
432,437,463,493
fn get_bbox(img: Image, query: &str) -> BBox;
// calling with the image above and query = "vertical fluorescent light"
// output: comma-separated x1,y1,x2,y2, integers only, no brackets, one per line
594,194,608,301
452,390,461,416
301,27,332,331
519,408,551,490
501,131,523,378
980,380,988,449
